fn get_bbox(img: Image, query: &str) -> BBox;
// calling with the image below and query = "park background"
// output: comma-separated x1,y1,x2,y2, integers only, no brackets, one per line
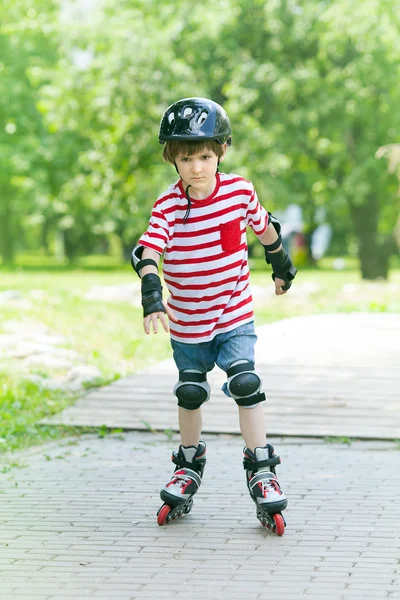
1,0,400,457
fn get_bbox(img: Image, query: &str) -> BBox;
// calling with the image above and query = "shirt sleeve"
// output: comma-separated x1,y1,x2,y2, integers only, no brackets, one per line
245,185,269,235
138,208,170,255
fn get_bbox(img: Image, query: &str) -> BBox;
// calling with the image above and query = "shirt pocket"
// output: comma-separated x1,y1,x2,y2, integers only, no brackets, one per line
220,218,242,253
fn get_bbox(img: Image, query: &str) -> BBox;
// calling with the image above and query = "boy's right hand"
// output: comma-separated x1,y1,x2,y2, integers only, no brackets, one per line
141,272,178,334
143,301,178,335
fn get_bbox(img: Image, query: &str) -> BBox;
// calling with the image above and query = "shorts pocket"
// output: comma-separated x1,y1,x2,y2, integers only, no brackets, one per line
220,218,242,253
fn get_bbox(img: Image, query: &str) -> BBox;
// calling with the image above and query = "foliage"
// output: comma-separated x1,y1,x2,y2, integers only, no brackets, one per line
0,0,62,262
0,373,73,453
176,0,400,277
0,0,399,276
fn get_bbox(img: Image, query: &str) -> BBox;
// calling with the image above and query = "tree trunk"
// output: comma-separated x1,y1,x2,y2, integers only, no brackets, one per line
350,194,393,280
0,193,15,265
54,228,65,261
41,219,51,255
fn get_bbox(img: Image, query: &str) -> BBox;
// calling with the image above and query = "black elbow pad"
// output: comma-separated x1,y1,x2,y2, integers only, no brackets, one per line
131,245,158,277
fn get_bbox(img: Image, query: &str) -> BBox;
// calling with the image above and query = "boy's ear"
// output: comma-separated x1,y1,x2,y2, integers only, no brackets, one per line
219,143,228,162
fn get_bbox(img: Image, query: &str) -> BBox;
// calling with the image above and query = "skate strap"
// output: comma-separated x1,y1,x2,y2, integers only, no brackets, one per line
172,454,205,471
243,455,281,471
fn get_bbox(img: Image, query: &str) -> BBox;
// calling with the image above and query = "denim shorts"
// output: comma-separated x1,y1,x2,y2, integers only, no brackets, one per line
170,322,258,398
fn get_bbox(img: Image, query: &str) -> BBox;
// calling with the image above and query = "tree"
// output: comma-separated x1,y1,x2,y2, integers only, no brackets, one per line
3,0,399,275
174,0,400,278
0,0,60,264
37,0,207,260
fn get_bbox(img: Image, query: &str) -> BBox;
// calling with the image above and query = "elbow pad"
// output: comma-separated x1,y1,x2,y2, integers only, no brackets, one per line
267,212,282,236
265,247,298,291
263,213,283,256
131,245,158,278
141,274,166,317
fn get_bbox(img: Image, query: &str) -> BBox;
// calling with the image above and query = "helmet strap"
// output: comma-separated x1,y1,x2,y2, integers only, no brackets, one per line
183,185,191,224
175,157,220,222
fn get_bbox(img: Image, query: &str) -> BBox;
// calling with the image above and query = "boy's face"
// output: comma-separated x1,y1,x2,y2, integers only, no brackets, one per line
175,145,226,198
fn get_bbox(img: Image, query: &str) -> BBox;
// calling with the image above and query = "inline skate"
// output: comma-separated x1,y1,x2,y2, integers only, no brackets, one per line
243,443,287,535
157,441,206,526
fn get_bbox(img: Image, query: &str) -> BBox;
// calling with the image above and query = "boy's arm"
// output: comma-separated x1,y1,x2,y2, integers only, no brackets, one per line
256,215,298,295
132,246,178,334
140,247,160,276
257,223,280,248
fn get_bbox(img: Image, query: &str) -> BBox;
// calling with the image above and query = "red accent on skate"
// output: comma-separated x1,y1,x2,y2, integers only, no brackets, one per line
257,478,282,498
270,479,283,495
166,469,192,493
257,481,267,498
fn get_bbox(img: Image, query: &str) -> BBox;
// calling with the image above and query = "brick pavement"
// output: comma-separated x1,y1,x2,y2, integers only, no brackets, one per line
1,431,399,600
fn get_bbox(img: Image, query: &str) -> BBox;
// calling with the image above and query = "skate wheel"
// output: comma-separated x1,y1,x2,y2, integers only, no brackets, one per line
273,513,285,536
157,504,171,526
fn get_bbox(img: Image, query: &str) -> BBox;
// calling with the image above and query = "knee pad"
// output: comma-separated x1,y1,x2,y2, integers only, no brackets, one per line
174,370,210,411
227,360,266,408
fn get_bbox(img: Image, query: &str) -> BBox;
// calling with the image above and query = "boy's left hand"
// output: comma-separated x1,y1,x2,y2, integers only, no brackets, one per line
274,277,288,296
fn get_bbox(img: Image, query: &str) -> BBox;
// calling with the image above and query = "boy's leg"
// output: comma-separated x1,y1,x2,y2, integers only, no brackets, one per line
238,403,267,450
156,340,215,524
170,338,215,446
216,322,268,449
216,323,287,532
179,406,202,447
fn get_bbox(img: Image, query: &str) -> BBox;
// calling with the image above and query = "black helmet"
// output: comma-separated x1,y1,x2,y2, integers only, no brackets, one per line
159,97,232,145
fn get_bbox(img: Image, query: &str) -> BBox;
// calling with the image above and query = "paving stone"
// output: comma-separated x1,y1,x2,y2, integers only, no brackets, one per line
2,314,400,599
0,432,399,599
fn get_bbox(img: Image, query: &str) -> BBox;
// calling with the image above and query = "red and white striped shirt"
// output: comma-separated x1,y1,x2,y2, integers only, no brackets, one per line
138,172,269,343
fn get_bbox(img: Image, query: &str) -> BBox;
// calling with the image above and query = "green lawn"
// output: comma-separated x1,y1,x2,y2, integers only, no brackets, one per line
1,262,399,455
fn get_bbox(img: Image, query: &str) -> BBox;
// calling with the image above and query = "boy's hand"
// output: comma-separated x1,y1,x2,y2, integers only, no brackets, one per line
143,301,178,334
274,277,288,296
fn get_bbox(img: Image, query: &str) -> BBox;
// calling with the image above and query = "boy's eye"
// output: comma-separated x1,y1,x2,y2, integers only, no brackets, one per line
179,155,211,162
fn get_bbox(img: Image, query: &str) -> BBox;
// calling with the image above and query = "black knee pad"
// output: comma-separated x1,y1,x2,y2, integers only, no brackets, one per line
174,371,210,411
227,361,266,408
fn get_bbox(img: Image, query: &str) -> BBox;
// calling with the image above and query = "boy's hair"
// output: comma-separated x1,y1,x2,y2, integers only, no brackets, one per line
162,140,225,165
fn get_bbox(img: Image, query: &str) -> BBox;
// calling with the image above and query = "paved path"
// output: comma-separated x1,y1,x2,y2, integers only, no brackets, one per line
42,314,400,440
0,431,399,600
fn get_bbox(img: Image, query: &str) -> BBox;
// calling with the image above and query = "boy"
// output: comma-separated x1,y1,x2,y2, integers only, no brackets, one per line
132,98,297,533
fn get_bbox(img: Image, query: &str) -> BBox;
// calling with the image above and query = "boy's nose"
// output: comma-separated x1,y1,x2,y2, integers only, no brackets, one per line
192,161,202,172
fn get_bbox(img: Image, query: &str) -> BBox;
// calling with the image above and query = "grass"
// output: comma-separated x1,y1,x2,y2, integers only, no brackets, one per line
0,374,87,454
1,259,399,456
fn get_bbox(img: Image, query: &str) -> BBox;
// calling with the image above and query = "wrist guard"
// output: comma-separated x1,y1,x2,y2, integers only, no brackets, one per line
141,274,166,317
264,247,298,291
